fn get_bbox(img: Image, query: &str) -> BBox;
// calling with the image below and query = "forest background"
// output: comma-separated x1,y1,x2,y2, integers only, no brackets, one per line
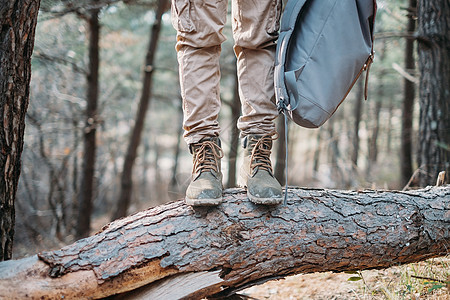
0,0,448,298
3,0,447,286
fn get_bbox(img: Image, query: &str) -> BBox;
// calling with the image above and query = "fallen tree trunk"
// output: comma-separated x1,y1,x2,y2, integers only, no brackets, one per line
1,186,449,299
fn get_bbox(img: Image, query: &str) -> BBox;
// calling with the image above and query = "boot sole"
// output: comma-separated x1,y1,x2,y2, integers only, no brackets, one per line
185,196,222,206
248,192,283,205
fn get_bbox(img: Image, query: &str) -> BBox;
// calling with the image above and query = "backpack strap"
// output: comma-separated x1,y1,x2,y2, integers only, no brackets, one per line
274,0,308,112
364,0,377,100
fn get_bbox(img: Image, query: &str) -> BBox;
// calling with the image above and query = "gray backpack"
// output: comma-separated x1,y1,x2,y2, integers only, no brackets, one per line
275,0,377,128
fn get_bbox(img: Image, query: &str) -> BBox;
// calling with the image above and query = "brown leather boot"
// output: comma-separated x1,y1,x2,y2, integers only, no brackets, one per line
238,134,282,205
185,137,223,206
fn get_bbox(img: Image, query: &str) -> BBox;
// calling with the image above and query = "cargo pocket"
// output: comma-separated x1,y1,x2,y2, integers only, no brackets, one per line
266,0,282,35
171,0,195,33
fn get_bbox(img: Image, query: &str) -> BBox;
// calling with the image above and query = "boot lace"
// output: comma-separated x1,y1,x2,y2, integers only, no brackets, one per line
250,135,276,175
192,140,223,175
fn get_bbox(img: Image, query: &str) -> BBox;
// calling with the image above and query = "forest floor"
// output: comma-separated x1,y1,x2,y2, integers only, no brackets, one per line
241,257,449,299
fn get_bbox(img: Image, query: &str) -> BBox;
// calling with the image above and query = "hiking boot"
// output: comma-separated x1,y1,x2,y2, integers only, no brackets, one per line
238,134,283,205
185,137,224,206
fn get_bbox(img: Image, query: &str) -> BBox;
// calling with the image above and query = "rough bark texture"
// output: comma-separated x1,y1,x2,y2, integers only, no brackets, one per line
0,0,40,261
76,7,101,239
113,0,169,220
400,0,417,187
0,186,449,299
417,0,450,186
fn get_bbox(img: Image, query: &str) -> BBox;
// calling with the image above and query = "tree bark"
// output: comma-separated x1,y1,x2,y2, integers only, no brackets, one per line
0,186,448,299
0,0,40,261
400,0,417,187
76,6,101,239
416,0,450,186
112,0,169,220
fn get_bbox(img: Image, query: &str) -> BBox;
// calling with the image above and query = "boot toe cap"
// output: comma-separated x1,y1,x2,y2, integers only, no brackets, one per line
247,171,282,204
185,173,223,206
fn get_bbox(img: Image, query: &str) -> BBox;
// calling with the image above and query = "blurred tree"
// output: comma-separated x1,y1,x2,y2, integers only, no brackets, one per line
76,3,101,239
367,42,386,170
274,116,286,186
226,71,241,188
112,0,169,220
416,0,450,186
169,103,183,193
312,129,322,174
327,116,343,186
400,0,417,187
351,78,364,168
0,0,41,260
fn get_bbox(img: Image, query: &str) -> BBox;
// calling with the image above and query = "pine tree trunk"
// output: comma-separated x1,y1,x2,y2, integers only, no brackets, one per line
0,186,448,299
0,0,40,261
76,7,101,239
113,0,169,220
401,0,417,187
417,0,450,186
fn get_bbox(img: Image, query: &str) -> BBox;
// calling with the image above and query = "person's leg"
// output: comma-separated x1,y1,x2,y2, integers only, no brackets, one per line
232,0,281,138
171,0,228,205
232,0,283,204
172,0,228,144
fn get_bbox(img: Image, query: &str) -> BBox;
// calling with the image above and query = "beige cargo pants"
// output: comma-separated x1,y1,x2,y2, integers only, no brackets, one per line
171,0,282,145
